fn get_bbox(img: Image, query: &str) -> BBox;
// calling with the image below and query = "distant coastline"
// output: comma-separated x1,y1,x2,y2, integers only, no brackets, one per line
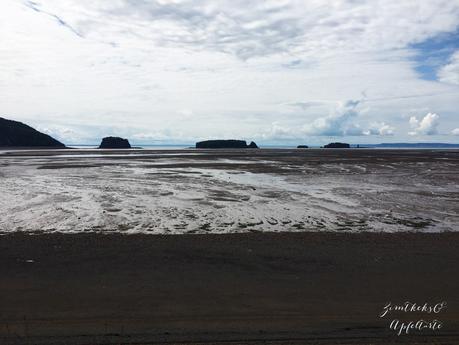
361,143,459,148
64,143,459,149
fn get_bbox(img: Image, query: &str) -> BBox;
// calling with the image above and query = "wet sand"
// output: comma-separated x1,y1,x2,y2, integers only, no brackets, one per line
1,232,459,344
1,148,458,233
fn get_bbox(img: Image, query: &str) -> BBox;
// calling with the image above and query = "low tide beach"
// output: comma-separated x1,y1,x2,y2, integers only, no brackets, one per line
3,0,459,343
1,148,458,234
1,148,458,344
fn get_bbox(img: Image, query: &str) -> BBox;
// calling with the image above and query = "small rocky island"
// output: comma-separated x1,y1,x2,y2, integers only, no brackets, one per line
324,142,350,148
99,136,131,149
0,117,65,148
297,145,309,148
196,140,259,149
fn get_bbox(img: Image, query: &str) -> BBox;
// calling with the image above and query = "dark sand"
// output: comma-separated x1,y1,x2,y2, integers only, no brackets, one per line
1,232,458,344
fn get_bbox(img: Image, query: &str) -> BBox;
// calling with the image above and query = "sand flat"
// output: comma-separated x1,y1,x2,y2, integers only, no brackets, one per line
1,149,459,344
1,148,458,233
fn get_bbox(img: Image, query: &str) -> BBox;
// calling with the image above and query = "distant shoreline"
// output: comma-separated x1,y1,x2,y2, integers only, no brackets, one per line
49,142,459,149
2,143,459,150
67,142,459,147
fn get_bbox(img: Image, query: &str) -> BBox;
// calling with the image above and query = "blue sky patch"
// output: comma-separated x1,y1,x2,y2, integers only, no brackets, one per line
411,29,459,81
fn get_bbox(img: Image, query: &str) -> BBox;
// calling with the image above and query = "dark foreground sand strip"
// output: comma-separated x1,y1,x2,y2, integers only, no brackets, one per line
1,232,458,344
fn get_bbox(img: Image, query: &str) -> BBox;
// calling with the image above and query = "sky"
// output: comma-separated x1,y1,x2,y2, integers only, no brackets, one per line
1,0,459,145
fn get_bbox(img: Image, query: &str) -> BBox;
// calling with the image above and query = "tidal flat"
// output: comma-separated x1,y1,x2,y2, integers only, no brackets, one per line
0,148,458,234
1,148,459,344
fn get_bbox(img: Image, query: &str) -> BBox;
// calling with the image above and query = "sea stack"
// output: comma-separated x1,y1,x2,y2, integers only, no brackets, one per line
196,140,259,149
323,142,350,148
99,136,131,149
0,117,65,148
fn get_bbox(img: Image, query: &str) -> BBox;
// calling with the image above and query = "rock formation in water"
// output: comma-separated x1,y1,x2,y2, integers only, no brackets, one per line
99,136,131,149
196,140,259,149
297,145,309,148
0,117,65,147
323,142,350,148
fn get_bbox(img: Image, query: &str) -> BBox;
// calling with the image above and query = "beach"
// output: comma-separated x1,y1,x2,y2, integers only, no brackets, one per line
1,231,458,344
1,148,458,344
1,148,458,234
3,0,459,342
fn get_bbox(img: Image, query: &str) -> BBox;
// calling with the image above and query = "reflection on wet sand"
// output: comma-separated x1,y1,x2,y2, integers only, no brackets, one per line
1,148,458,233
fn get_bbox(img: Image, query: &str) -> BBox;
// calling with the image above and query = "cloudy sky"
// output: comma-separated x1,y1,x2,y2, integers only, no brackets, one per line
1,0,459,145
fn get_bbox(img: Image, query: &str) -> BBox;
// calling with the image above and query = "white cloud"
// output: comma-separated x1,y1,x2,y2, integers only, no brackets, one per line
302,100,365,136
438,51,459,85
364,123,395,136
257,100,397,139
1,0,459,144
408,112,440,135
131,130,177,142
18,0,459,60
452,128,459,135
257,121,297,140
38,125,84,143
